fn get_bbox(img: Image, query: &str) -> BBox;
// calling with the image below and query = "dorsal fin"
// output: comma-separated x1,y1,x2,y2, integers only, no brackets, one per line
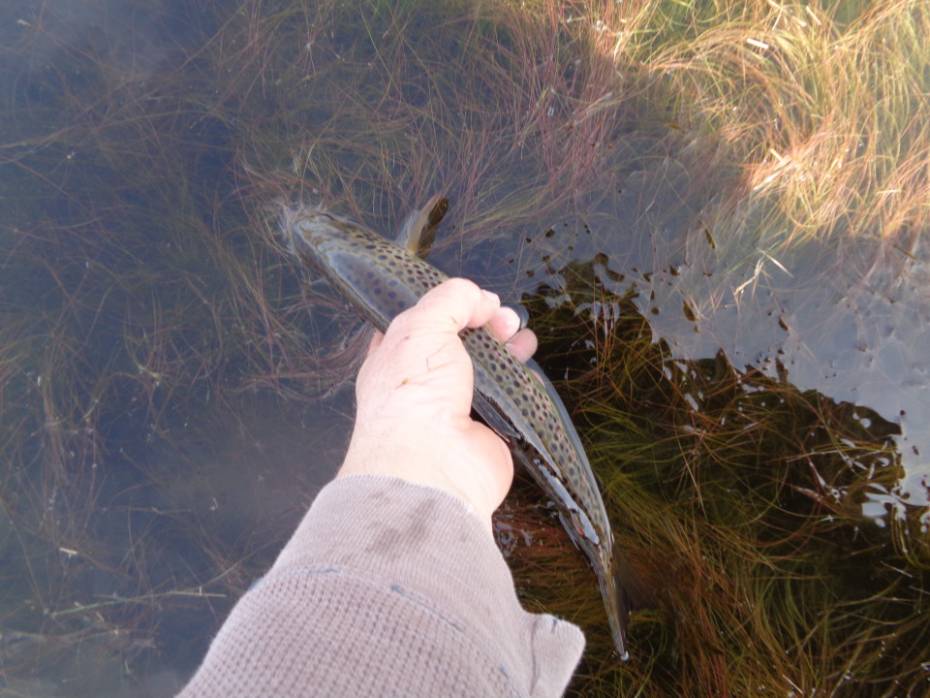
395,194,448,257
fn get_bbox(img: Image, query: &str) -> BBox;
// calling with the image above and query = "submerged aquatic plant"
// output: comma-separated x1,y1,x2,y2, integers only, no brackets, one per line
502,263,929,696
1,0,928,695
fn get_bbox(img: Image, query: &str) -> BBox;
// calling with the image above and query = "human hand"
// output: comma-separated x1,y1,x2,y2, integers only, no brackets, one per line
338,278,538,534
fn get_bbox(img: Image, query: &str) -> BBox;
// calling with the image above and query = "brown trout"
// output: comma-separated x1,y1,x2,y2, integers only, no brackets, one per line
281,196,630,658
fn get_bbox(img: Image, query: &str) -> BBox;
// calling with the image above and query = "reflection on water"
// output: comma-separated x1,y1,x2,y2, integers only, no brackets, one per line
487,157,930,519
1,0,927,695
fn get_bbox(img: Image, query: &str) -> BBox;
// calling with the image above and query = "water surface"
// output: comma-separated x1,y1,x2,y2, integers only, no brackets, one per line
1,1,927,695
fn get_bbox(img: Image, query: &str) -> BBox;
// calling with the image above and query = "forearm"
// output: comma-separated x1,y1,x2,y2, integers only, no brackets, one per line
178,475,584,698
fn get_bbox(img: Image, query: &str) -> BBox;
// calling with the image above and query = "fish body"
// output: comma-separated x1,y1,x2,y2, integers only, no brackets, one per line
282,200,629,658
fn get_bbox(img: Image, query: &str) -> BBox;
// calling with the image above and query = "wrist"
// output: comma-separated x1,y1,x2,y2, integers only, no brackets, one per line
337,456,494,533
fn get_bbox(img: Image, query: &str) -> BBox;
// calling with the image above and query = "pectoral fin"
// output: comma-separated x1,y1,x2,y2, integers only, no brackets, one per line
395,193,448,257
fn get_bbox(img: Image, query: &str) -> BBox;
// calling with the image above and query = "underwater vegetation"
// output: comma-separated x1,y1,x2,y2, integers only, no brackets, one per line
504,263,928,696
1,0,928,695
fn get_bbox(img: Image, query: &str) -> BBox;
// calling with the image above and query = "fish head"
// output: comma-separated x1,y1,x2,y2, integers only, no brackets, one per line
283,205,378,269
281,203,441,329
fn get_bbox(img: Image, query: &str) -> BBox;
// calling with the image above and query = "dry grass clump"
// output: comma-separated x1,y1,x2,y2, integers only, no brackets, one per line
575,0,930,245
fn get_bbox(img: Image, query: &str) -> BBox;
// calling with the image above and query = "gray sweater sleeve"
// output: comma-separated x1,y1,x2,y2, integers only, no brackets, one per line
178,474,585,698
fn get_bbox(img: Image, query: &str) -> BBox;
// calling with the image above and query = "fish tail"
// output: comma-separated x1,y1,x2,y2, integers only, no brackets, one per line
602,540,651,661
607,575,631,661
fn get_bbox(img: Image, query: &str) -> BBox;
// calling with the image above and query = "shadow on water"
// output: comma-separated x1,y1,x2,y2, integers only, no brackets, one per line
0,0,927,695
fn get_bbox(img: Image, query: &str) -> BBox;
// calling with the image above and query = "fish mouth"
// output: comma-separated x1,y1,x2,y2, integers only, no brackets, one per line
278,204,345,261
277,202,321,254
292,209,340,241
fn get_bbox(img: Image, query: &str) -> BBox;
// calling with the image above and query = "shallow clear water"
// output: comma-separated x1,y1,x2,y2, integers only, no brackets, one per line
1,0,927,695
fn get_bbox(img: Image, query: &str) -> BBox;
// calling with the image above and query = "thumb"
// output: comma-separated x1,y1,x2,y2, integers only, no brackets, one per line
462,421,514,512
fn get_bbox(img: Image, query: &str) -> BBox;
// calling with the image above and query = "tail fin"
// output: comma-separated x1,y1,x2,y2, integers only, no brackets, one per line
606,575,631,661
598,547,631,660
602,541,650,661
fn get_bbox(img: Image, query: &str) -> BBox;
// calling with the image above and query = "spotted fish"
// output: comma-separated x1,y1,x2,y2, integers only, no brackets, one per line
281,196,630,658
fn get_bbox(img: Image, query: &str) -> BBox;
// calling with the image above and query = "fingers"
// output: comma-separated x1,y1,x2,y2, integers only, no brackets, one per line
486,307,537,363
505,328,538,363
388,279,537,362
402,278,500,334
486,306,521,342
